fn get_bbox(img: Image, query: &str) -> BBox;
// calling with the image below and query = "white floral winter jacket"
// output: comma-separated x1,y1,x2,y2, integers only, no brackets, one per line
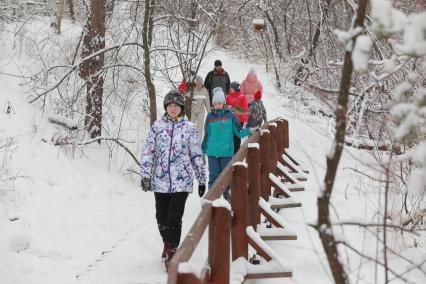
140,115,206,193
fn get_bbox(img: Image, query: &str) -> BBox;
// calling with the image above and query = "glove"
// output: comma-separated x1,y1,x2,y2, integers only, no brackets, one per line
141,178,151,192
250,126,260,134
198,184,206,197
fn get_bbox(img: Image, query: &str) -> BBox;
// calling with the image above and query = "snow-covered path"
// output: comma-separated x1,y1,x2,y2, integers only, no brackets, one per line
0,50,333,284
73,193,207,284
67,51,337,284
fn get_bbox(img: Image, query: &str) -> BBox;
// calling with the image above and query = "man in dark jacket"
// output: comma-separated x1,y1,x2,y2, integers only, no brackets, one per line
204,59,231,105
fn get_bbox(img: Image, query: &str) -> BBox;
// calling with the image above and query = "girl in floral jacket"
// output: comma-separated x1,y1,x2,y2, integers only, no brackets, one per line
140,90,206,271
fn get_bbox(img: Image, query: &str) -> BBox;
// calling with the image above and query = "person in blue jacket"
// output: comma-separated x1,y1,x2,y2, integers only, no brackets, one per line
201,87,256,200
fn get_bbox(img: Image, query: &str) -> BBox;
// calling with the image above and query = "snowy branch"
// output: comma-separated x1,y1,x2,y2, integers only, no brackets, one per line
55,136,140,166
336,240,411,284
332,221,421,235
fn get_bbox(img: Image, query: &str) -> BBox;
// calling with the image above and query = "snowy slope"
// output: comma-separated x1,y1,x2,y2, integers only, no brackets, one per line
1,42,424,284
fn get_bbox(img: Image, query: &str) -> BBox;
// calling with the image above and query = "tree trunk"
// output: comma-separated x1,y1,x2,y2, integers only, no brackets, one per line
79,0,106,140
142,0,157,125
309,0,332,59
316,0,368,283
106,0,115,17
68,0,76,23
55,0,65,34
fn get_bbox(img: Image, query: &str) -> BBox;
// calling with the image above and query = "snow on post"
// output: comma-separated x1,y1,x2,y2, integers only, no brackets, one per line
178,261,202,277
212,198,232,211
233,161,248,168
258,199,291,228
245,227,289,271
247,143,259,149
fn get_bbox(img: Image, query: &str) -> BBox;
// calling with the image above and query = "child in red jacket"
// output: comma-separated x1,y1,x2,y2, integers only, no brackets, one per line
226,81,249,153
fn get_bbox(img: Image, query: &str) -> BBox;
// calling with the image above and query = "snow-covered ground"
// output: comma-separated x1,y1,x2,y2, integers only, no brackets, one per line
1,23,425,284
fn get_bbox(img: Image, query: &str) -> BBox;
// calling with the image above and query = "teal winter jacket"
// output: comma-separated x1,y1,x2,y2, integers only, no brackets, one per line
201,109,251,157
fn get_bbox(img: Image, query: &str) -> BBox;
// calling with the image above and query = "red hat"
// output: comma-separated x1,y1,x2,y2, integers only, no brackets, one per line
254,89,262,100
178,81,188,94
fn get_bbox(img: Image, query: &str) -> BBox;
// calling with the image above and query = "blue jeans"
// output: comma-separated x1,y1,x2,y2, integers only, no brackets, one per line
208,156,232,198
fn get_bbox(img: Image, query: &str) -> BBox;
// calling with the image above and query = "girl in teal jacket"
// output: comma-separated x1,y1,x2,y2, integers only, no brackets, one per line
201,88,253,200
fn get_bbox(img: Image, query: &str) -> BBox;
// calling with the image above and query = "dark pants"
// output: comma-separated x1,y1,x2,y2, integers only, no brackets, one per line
154,192,189,249
233,135,241,154
208,156,232,197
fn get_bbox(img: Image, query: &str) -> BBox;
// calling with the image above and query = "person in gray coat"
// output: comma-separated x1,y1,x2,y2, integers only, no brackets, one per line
190,75,211,140
204,59,231,105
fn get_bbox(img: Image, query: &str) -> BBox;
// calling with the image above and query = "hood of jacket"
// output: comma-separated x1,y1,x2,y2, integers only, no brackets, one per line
245,72,258,82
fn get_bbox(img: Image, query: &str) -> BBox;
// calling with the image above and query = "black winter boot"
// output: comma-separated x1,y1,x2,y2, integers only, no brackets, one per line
165,248,177,271
161,240,168,262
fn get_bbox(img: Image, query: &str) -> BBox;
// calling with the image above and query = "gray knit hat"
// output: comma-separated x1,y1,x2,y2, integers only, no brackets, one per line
212,88,226,104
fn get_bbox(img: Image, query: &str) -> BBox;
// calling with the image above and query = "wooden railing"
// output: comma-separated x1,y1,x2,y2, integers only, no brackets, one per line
167,118,308,284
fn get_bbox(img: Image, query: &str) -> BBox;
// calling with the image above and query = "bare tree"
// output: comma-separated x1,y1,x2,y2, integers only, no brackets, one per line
142,0,157,125
79,0,106,139
54,0,66,33
315,1,369,283
156,0,222,119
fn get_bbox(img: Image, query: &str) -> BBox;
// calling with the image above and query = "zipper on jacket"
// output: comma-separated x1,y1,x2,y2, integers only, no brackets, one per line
218,110,224,128
168,120,175,193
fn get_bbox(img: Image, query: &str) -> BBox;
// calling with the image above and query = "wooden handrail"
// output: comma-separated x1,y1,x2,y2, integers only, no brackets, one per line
203,130,260,201
167,118,290,283
167,132,261,284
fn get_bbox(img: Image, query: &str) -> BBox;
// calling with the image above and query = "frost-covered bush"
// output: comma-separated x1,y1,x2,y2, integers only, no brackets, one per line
367,0,426,229
0,137,16,195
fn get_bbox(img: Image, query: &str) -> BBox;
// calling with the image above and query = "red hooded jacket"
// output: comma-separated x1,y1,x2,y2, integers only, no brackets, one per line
226,90,248,123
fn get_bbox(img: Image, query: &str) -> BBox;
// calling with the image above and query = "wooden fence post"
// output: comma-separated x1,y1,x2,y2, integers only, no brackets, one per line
231,164,248,261
269,123,278,176
259,130,271,201
247,144,261,230
209,206,231,284
276,120,285,163
177,273,200,284
282,119,289,149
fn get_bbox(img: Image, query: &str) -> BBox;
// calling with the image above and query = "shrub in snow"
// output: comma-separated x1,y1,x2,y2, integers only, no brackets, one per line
371,0,408,35
0,137,17,194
